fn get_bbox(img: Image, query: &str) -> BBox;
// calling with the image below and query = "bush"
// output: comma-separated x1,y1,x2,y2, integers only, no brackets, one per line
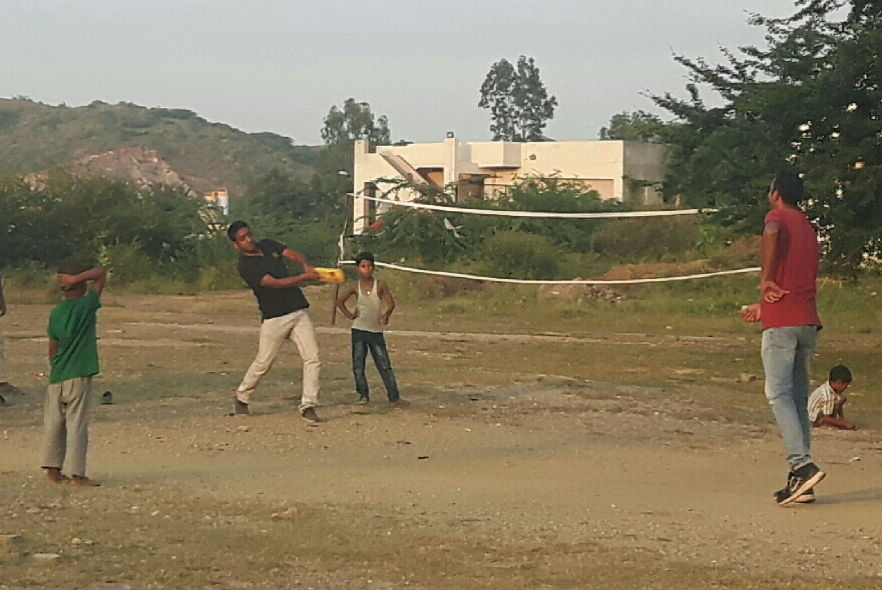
481,231,559,279
97,241,156,284
592,217,701,262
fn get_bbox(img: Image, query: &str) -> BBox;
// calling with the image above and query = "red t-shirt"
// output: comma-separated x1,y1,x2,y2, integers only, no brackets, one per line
760,207,822,329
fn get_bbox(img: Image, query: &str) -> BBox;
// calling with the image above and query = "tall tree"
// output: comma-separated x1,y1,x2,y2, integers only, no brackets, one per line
478,56,558,141
312,98,391,211
599,111,666,142
650,0,881,271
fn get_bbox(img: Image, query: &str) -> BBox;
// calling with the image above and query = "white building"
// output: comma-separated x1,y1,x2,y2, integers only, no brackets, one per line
352,136,667,233
203,188,230,216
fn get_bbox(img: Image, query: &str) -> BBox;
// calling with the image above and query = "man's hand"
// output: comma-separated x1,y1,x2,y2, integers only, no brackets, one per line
739,303,761,323
381,312,391,326
760,280,789,303
302,268,320,282
0,301,6,317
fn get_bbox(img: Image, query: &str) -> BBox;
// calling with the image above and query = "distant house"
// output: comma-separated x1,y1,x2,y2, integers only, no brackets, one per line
203,188,230,216
351,136,667,234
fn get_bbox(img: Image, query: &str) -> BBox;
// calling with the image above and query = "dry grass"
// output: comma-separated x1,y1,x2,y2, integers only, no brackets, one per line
0,281,879,589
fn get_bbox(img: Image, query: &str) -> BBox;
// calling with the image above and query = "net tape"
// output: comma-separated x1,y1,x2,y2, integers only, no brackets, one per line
345,196,757,283
361,195,717,219
338,260,760,285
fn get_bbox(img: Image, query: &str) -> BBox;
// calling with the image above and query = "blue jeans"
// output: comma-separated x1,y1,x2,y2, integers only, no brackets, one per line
761,325,819,470
352,329,400,401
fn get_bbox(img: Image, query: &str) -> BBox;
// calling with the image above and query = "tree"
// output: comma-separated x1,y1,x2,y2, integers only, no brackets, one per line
312,98,391,211
599,111,666,142
478,56,558,141
320,98,390,147
650,0,881,271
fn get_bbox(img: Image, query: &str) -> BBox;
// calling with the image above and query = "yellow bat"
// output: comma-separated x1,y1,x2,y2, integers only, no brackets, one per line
314,267,345,284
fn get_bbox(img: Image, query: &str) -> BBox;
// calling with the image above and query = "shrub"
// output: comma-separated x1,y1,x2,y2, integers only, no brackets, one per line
481,231,559,279
592,217,701,262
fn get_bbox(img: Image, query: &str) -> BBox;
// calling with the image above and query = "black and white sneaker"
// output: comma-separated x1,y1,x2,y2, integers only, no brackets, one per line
775,463,825,506
773,476,815,504
793,488,815,503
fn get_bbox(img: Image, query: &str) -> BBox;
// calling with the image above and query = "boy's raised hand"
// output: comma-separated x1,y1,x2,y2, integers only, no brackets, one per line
57,273,80,290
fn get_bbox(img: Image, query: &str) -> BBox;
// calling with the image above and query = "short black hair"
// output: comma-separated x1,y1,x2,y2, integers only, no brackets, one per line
354,251,375,264
57,262,89,275
829,365,852,384
771,171,805,206
57,262,89,292
227,220,249,241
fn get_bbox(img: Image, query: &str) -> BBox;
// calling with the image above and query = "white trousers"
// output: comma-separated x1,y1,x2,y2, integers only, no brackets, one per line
236,310,320,412
42,376,92,477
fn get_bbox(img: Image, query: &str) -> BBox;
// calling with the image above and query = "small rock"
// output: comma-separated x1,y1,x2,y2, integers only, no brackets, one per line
849,456,861,463
271,507,299,521
71,537,83,545
33,552,61,560
236,425,249,432
739,373,757,383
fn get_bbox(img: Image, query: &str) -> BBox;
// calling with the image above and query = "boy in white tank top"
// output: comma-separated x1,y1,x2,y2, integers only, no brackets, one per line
336,252,403,404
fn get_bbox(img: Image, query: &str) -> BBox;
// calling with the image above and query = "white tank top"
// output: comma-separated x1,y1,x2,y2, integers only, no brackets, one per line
351,279,382,333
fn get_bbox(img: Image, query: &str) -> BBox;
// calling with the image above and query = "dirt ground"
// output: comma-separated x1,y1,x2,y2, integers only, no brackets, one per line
1,288,880,589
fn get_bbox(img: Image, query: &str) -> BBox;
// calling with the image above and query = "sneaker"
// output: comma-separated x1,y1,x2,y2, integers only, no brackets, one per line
772,476,815,504
776,463,825,506
389,398,409,407
301,407,320,423
793,488,816,504
357,396,370,405
234,398,249,415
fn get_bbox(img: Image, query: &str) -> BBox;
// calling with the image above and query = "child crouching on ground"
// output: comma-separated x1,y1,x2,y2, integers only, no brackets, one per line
42,264,106,485
336,252,403,405
808,364,856,430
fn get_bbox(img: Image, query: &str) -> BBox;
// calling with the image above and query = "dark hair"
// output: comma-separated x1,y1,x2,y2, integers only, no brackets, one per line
771,171,805,206
57,262,89,292
354,251,375,264
57,262,89,275
227,220,249,241
829,365,852,384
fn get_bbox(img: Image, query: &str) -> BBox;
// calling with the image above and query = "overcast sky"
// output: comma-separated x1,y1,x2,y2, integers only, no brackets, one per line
1,0,800,145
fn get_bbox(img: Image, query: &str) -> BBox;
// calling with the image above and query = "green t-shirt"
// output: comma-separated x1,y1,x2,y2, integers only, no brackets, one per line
47,290,101,384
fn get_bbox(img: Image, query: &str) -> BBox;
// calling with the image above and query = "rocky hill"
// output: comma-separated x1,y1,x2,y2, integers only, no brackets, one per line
0,98,319,196
23,146,196,194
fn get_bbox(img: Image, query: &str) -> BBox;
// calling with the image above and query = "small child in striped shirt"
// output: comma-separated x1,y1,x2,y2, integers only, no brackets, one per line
808,365,856,430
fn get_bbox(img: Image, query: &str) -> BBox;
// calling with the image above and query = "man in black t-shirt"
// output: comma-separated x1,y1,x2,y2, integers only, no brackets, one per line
228,220,322,422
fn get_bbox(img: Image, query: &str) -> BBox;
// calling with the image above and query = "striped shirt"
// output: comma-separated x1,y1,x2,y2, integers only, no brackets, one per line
808,382,839,422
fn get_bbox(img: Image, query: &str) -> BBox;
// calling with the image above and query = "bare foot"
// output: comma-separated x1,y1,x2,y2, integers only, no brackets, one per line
44,468,69,483
70,476,100,487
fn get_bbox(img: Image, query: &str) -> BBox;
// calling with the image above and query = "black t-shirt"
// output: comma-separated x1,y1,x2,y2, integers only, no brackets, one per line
237,239,310,320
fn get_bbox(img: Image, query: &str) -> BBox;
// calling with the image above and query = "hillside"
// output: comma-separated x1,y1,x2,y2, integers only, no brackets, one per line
0,97,319,196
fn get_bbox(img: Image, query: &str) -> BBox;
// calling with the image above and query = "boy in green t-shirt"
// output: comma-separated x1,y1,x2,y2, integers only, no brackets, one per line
42,264,106,486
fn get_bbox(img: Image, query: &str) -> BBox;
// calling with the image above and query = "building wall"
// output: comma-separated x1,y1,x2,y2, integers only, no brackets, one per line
622,141,667,206
353,138,667,233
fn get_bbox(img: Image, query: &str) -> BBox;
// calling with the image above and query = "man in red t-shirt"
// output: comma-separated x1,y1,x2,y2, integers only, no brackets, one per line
740,171,825,506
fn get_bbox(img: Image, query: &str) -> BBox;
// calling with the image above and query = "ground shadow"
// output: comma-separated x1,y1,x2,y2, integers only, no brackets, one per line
815,487,882,504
